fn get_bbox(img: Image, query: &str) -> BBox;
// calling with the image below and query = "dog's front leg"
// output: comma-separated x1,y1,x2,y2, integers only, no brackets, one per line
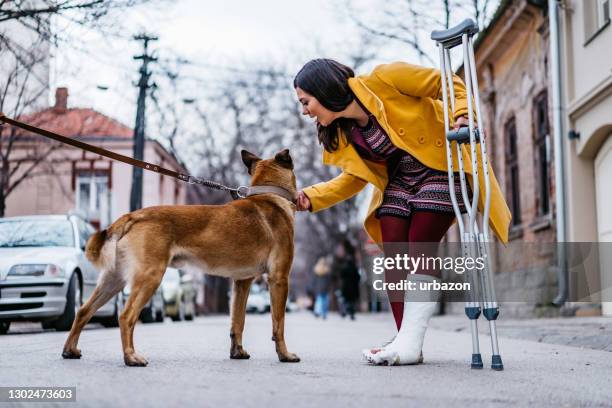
229,277,254,359
268,273,300,363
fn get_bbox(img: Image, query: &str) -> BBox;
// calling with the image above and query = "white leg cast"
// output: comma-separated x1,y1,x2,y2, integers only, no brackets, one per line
363,274,439,366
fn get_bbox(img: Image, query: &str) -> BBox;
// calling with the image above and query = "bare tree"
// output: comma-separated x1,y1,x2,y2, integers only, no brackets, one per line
164,62,363,293
0,48,59,217
343,0,498,66
0,1,156,42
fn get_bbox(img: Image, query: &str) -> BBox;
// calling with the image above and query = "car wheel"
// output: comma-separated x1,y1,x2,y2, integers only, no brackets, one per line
184,300,195,321
155,304,165,323
0,321,10,334
171,299,185,322
140,301,155,324
101,295,123,328
54,273,81,332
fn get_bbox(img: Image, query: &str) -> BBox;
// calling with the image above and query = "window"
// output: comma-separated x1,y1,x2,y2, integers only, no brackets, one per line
0,219,74,248
505,117,521,227
598,0,611,28
75,218,96,249
75,171,111,228
533,92,551,217
584,0,611,43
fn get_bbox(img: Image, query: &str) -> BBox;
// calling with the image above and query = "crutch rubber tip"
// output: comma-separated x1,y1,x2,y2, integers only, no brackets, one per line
471,353,484,369
491,354,504,371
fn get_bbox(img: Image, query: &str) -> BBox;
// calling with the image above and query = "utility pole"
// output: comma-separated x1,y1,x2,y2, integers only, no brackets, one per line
130,33,158,212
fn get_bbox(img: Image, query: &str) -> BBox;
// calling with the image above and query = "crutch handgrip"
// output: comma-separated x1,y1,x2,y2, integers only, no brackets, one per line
446,127,480,144
431,19,479,47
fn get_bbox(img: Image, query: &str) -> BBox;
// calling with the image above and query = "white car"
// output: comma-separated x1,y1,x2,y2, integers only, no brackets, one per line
246,283,271,314
161,267,197,321
0,214,121,333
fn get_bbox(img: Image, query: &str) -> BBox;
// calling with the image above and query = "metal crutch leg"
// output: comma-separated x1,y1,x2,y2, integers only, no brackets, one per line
437,42,483,370
465,33,504,371
432,19,503,371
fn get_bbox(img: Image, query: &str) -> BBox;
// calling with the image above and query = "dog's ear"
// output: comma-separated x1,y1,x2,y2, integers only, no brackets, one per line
241,150,261,175
274,149,293,170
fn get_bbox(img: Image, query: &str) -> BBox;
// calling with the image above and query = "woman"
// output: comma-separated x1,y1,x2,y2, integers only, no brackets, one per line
293,59,511,365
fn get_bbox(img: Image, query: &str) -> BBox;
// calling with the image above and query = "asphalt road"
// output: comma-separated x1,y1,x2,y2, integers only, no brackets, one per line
1,312,611,407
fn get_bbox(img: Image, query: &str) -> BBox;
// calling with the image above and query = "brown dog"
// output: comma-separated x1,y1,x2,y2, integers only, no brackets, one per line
62,149,300,366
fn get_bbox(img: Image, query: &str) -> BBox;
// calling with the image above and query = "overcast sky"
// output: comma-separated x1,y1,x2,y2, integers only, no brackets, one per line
48,0,496,141
50,0,378,126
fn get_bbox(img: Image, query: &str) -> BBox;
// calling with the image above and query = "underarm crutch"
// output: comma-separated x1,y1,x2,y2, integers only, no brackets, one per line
431,19,503,371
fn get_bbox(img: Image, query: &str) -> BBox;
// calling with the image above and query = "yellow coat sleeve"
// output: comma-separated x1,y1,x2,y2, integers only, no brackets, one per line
302,172,368,212
373,62,471,121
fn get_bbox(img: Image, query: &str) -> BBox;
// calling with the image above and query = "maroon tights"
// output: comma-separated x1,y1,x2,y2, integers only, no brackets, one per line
380,212,455,330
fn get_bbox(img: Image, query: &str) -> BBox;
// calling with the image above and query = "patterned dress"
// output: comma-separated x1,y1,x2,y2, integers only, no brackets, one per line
350,112,470,219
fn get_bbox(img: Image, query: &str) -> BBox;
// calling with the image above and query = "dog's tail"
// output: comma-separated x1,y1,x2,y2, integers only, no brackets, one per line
85,229,108,267
85,213,141,270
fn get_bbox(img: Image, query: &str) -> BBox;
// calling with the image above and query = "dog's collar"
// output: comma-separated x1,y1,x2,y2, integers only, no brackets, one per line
245,185,297,204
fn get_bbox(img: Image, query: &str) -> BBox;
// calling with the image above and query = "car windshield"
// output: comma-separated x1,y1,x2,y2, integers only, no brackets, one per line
0,219,74,247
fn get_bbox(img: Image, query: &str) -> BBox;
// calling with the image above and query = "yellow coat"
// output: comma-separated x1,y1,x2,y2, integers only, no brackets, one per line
302,62,512,245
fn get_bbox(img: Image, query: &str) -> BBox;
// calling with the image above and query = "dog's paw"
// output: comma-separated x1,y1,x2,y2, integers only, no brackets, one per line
279,352,300,363
124,353,148,367
62,348,81,359
230,348,251,360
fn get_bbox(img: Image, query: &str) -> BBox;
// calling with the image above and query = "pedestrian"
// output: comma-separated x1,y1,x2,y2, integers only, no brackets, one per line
312,256,332,320
293,59,511,365
332,239,360,320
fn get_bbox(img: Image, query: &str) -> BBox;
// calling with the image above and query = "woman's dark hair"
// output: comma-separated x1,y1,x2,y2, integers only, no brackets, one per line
294,59,355,153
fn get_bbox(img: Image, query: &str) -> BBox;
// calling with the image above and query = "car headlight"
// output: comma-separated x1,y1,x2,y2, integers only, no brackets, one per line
8,264,65,278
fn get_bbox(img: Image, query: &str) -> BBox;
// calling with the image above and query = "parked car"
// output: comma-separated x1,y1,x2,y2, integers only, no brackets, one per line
0,214,121,333
122,284,165,324
246,283,271,314
161,267,197,321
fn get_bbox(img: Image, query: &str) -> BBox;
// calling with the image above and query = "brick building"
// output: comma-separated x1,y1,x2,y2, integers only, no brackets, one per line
445,0,559,317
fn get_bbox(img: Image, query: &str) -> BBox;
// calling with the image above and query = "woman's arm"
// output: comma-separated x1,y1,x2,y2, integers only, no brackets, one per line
373,62,471,121
300,172,368,212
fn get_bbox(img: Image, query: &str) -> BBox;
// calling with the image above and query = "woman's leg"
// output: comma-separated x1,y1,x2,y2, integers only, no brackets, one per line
407,211,456,277
408,211,455,243
364,211,456,365
379,212,454,327
380,215,411,330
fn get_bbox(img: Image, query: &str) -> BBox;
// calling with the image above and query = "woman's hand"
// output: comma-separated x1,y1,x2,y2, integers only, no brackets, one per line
454,115,485,139
453,115,477,130
296,191,312,211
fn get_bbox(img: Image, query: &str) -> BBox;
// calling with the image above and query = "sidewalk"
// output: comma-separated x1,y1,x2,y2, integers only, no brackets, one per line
430,314,612,352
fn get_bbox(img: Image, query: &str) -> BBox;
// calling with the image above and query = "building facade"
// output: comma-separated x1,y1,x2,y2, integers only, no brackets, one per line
443,0,559,317
559,0,612,315
3,88,188,227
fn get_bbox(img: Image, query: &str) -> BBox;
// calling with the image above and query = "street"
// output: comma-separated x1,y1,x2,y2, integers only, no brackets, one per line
1,312,611,407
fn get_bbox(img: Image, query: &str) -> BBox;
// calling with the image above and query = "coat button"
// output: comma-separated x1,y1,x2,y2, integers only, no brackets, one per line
418,135,426,144
435,139,443,147
398,127,405,136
